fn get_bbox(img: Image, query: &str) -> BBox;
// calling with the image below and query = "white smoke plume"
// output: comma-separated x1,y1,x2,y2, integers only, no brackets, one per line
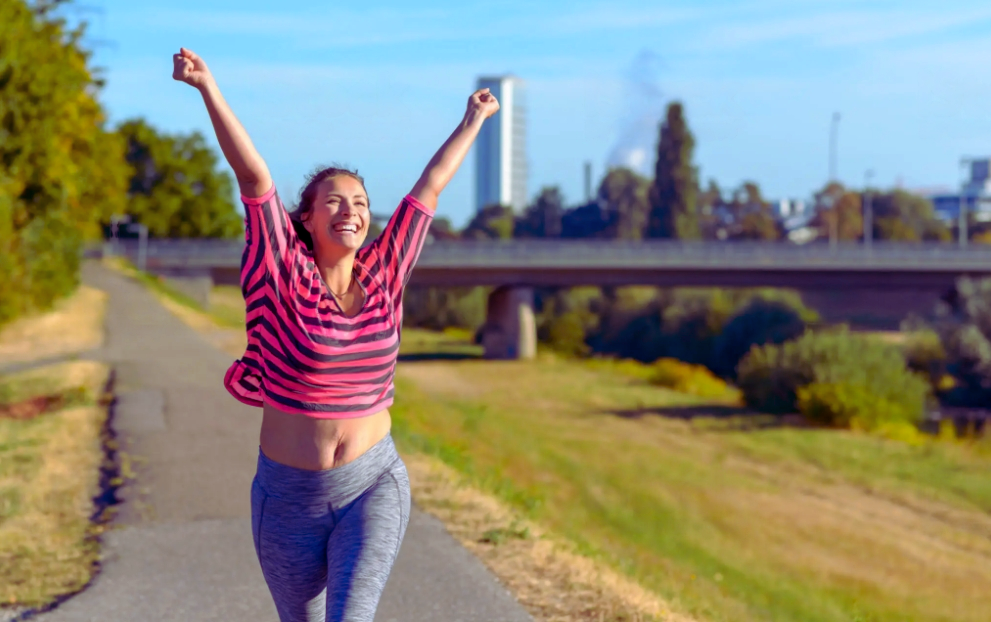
606,50,664,178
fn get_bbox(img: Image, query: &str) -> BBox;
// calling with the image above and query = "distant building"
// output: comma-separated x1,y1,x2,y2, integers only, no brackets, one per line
475,75,528,213
927,158,991,224
769,198,808,220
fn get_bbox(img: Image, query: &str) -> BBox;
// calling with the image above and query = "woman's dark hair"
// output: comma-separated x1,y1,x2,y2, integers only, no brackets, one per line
288,165,369,251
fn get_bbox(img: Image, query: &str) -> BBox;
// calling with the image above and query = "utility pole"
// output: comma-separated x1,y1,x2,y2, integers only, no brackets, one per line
829,112,841,182
863,169,874,252
959,158,970,248
828,112,841,251
584,161,592,203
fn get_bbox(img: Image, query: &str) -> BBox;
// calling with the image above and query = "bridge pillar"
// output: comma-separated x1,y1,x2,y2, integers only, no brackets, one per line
482,286,536,360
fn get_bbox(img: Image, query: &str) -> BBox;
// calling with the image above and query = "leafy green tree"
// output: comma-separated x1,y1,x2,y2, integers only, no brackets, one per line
427,215,459,241
697,179,724,240
1,0,129,325
461,204,514,240
597,168,650,240
647,102,699,239
871,189,950,242
514,186,563,238
116,119,242,238
726,181,782,241
811,182,863,241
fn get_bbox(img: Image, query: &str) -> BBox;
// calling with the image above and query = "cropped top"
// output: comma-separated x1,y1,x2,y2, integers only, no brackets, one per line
223,184,433,418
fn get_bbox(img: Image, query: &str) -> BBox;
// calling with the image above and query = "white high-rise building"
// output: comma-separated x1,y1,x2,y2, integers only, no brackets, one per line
475,75,527,213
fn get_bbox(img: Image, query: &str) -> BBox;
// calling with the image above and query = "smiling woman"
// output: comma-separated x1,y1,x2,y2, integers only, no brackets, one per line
171,45,500,622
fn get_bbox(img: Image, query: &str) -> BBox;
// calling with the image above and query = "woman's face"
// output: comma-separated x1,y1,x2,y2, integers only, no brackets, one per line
303,175,370,252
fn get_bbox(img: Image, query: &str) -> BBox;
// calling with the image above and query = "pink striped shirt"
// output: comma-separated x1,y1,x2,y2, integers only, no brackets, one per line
223,185,433,418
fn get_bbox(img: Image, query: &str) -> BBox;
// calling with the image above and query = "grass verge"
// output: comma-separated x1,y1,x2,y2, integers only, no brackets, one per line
0,286,106,369
0,279,114,610
0,361,113,609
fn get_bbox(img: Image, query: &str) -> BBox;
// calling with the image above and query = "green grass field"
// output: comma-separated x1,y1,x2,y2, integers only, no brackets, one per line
392,329,991,622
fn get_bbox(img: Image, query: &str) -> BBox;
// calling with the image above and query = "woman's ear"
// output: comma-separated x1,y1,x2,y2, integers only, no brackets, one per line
301,212,314,233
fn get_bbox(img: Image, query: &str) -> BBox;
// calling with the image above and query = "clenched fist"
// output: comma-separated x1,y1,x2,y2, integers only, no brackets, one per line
467,88,500,121
172,48,213,90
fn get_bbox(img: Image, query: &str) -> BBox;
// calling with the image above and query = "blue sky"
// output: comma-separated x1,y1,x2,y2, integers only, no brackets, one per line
77,0,991,227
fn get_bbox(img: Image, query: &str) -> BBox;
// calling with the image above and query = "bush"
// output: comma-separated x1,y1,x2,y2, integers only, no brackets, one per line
545,311,590,357
737,328,931,430
712,299,808,378
936,277,991,407
403,286,488,332
796,382,918,429
593,287,817,371
650,358,732,399
901,329,948,392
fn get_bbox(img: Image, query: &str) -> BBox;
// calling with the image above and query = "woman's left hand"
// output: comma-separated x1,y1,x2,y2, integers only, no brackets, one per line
467,88,500,120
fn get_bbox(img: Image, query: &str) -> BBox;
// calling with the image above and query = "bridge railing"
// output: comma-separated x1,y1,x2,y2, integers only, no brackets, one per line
95,238,991,271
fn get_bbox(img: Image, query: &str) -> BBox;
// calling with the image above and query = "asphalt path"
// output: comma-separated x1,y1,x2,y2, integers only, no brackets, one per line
32,261,532,622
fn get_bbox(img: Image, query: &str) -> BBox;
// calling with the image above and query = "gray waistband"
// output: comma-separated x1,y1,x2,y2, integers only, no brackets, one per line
255,433,400,508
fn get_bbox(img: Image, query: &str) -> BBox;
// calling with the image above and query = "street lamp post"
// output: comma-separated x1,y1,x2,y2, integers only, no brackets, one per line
863,169,874,252
829,112,841,182
959,158,970,248
828,112,841,251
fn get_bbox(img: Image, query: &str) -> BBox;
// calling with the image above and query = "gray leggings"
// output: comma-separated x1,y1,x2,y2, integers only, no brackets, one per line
251,434,411,622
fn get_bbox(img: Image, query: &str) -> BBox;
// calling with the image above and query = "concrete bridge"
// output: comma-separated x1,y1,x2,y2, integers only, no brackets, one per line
100,239,991,359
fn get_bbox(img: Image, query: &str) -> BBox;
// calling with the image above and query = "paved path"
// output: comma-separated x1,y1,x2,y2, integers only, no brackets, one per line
36,262,532,622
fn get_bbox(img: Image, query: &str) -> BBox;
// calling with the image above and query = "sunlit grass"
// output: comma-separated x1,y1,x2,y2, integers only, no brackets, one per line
0,278,112,610
391,328,991,622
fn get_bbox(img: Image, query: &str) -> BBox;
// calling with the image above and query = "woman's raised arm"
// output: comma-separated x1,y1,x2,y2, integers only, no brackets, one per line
172,48,272,198
410,88,500,211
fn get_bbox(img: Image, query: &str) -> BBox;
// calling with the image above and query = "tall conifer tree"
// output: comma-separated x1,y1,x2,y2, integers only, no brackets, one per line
647,102,700,239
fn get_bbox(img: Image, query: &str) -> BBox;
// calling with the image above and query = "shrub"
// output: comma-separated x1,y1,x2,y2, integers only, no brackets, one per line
545,311,590,357
901,329,948,392
936,277,991,407
593,287,817,371
737,328,931,429
651,358,733,399
403,286,488,332
712,298,808,378
796,382,918,430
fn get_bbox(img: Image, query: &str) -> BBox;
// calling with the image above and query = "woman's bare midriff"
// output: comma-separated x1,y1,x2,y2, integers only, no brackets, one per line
260,403,392,471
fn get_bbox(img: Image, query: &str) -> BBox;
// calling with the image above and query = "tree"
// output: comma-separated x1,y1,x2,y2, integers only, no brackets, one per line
872,189,950,242
647,102,699,239
726,181,782,241
1,0,129,325
461,204,514,240
560,201,614,239
697,179,724,240
597,168,650,240
811,182,863,241
116,119,242,238
514,186,563,238
426,216,459,242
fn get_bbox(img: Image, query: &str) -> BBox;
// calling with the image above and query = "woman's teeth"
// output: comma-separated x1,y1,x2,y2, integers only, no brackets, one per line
333,223,358,233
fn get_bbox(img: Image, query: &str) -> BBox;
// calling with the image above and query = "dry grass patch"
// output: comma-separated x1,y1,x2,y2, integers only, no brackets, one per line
0,360,112,609
403,451,694,622
0,286,106,367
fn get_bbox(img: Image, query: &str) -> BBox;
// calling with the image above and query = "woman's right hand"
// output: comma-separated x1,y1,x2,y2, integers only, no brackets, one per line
172,48,213,90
